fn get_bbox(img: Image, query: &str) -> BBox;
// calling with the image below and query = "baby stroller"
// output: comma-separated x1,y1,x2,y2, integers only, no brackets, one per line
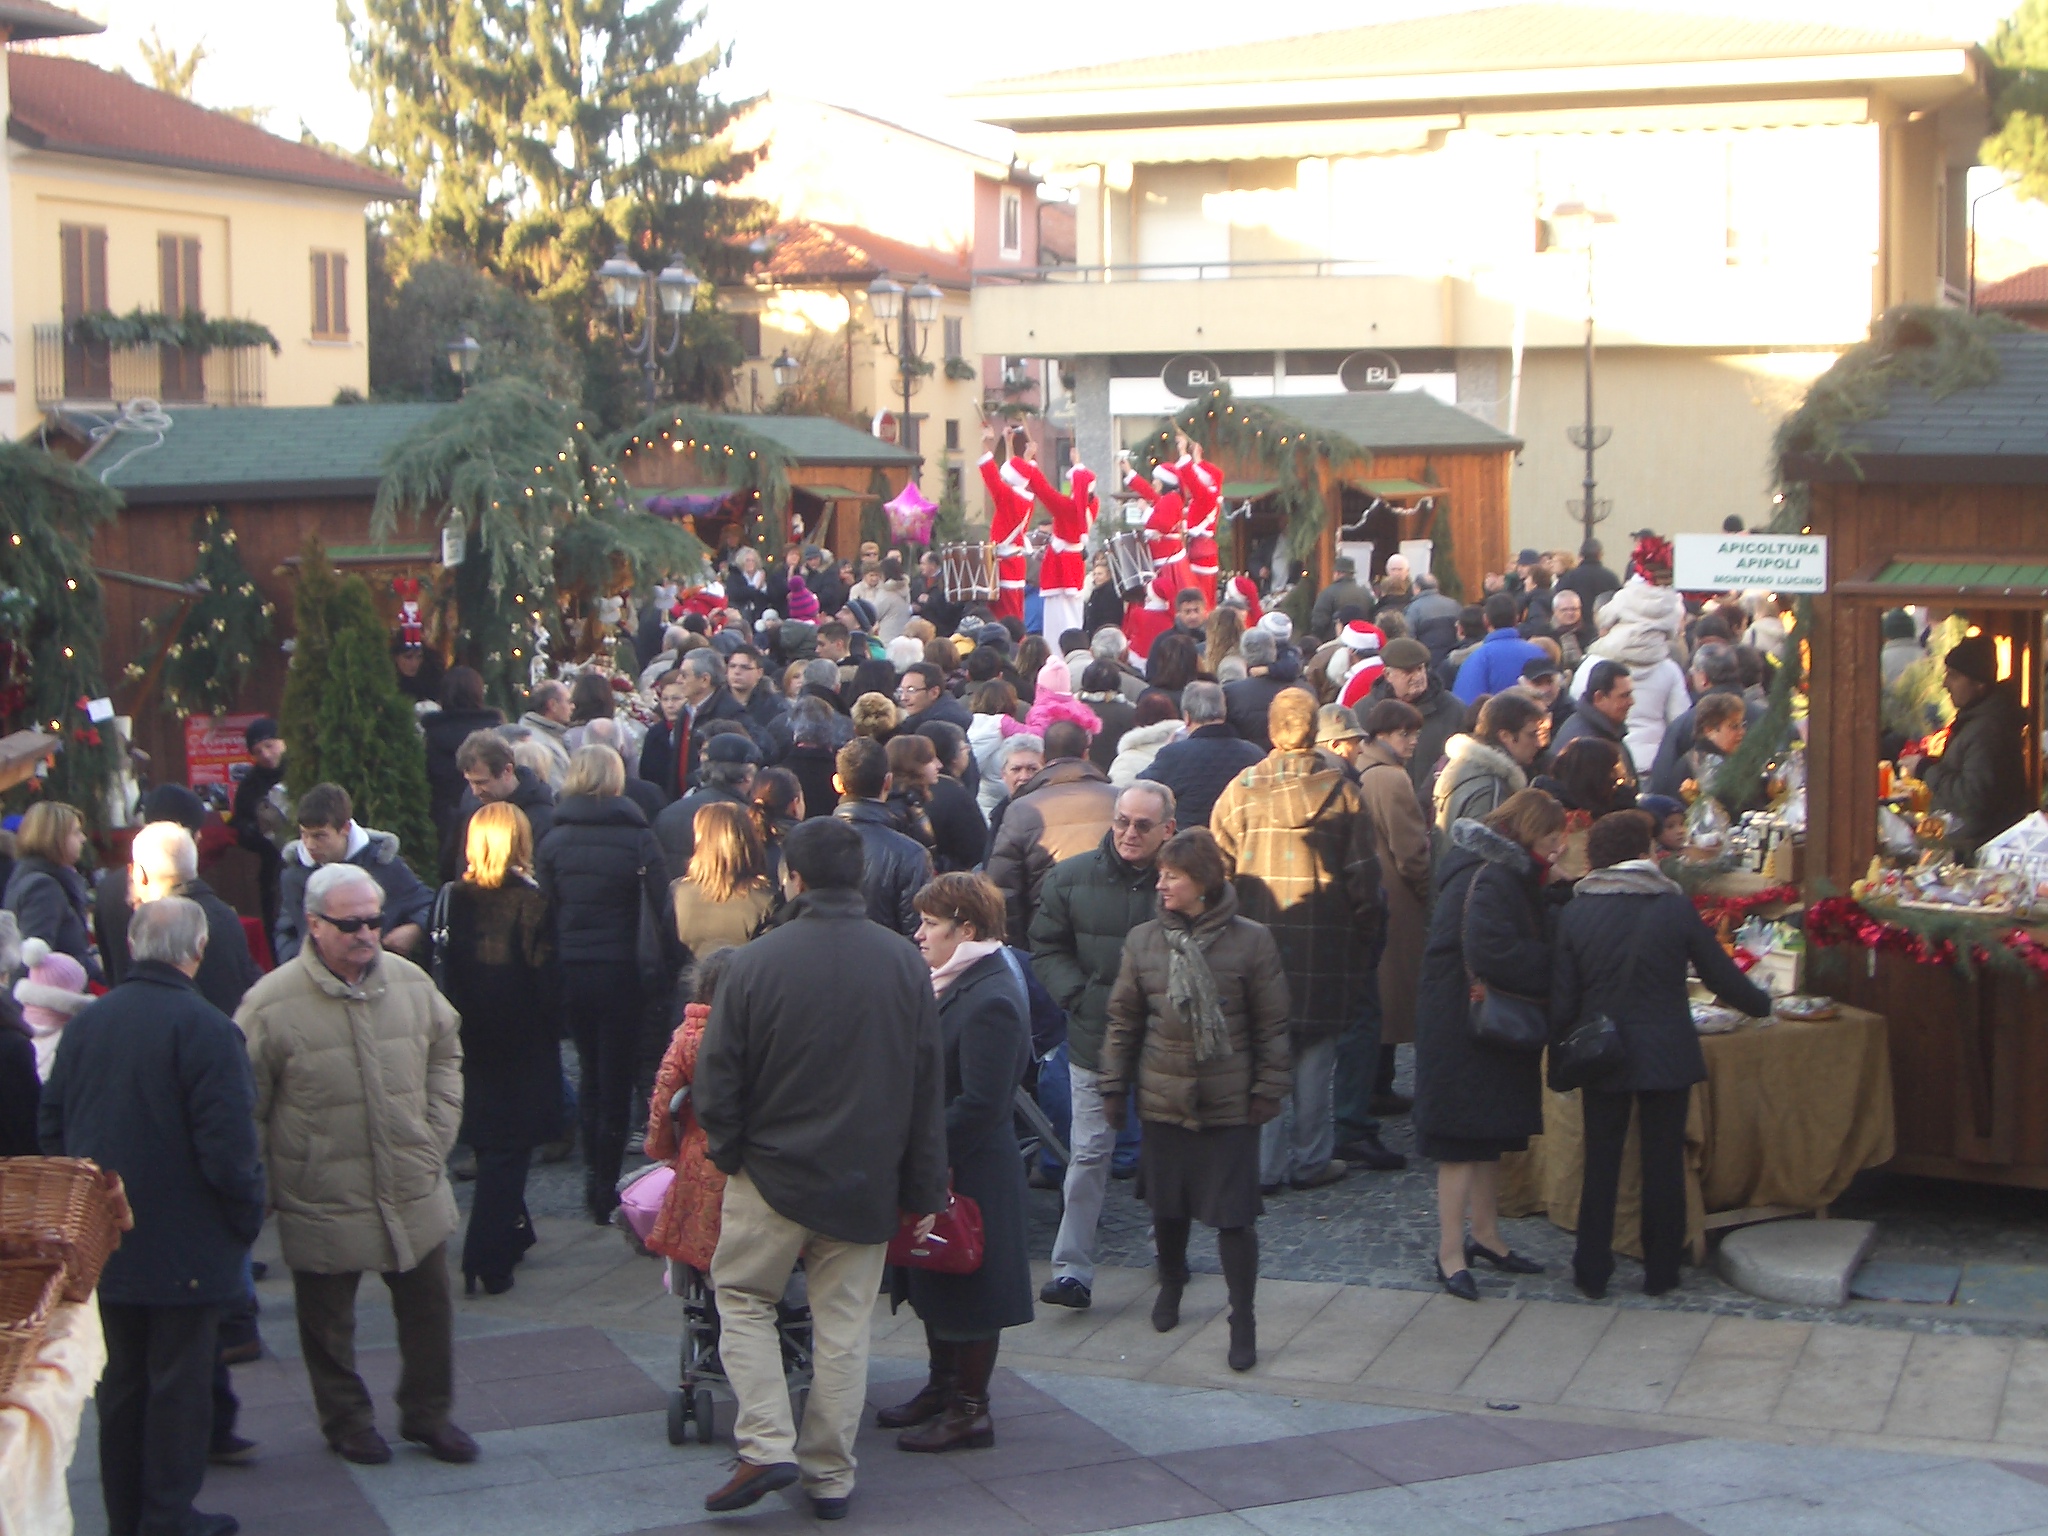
666,1259,814,1446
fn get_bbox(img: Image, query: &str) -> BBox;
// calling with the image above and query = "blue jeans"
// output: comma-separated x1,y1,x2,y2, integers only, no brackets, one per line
1333,971,1385,1147
1037,1043,1140,1175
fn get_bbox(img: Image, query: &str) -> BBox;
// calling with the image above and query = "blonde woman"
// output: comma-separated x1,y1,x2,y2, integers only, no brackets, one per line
1203,606,1247,684
442,802,557,1293
5,801,101,982
671,802,776,957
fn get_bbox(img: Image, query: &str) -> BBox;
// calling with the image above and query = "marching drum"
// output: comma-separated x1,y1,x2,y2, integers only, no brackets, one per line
1106,530,1156,598
941,542,997,602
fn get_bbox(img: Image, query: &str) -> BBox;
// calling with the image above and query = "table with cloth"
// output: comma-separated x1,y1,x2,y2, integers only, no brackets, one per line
1499,1005,1896,1262
0,1300,105,1535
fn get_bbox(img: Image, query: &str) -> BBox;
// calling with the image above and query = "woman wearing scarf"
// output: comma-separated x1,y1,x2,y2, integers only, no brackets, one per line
1099,828,1291,1372
877,873,1034,1453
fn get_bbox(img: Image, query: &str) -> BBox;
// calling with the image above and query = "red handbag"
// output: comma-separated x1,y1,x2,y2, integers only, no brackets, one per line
886,1188,985,1274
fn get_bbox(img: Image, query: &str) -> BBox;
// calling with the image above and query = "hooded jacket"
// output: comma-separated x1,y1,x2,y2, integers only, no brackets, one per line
1109,718,1183,788
274,826,435,964
1432,735,1528,840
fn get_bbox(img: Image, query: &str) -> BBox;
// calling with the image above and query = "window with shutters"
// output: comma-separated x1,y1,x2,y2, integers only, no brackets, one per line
159,234,204,400
311,250,350,339
733,311,762,357
60,224,109,399
943,315,963,359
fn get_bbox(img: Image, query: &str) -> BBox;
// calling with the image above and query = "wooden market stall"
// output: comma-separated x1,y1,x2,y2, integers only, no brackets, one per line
1783,322,2048,1189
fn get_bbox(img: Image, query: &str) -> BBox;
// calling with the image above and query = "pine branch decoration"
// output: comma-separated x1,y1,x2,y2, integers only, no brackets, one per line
131,507,274,718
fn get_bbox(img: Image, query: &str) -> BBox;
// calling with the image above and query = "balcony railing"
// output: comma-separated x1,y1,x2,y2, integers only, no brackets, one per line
971,256,1462,285
32,322,266,409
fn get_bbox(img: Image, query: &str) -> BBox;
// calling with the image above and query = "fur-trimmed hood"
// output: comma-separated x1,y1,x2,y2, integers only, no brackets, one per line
1596,577,1685,639
282,825,404,870
1574,859,1681,898
1449,816,1533,874
1438,733,1526,791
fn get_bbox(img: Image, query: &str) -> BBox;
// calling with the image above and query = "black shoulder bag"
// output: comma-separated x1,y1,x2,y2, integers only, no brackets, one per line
1548,905,1646,1092
1461,868,1549,1054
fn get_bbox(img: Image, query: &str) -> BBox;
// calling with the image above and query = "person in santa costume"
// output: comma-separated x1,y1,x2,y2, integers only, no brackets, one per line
1332,620,1387,710
1219,574,1263,628
1174,434,1224,610
1122,454,1188,661
1008,454,1098,642
978,421,1032,623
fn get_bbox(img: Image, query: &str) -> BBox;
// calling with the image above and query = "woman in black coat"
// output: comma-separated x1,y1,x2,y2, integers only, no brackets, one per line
1412,789,1567,1301
535,744,669,1223
423,667,506,845
878,873,1033,1454
443,801,561,1294
4,801,103,983
1552,810,1772,1299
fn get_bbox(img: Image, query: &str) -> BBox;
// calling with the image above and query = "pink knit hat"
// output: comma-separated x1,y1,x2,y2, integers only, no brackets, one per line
1035,654,1072,699
784,573,819,622
15,938,90,1034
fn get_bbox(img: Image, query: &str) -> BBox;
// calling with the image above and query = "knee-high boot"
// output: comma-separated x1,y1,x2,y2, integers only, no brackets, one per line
897,1336,997,1452
1219,1227,1258,1372
878,1326,956,1430
1152,1217,1192,1333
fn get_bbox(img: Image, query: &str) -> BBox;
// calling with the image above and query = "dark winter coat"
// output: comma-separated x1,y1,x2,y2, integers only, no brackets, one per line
5,856,101,984
1210,749,1385,1042
1138,723,1264,829
534,795,669,968
785,743,841,820
231,760,288,860
1432,735,1528,844
446,766,558,881
735,686,793,764
442,878,562,1149
1412,819,1553,1145
1556,557,1621,612
39,962,264,1307
1362,674,1465,809
695,887,949,1243
274,828,435,964
1082,694,1138,774
1551,862,1772,1093
638,691,761,802
904,693,973,734
654,781,751,881
986,758,1119,944
1647,692,1766,799
1100,884,1291,1130
1310,576,1371,640
1223,672,1291,750
904,950,1034,1334
833,798,932,937
1029,835,1160,1073
98,875,259,1016
0,1008,36,1157
1551,696,1636,784
1924,685,2033,856
925,773,988,874
423,706,506,835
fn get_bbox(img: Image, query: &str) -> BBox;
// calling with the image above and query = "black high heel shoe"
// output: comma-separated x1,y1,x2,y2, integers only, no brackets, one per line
463,1270,514,1297
1434,1259,1480,1302
1465,1238,1545,1275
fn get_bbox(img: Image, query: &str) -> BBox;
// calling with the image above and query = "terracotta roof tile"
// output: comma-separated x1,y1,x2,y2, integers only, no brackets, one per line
7,53,408,199
756,220,971,289
1977,266,2048,311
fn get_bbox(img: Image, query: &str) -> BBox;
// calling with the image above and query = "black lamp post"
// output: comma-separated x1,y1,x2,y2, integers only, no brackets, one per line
596,245,699,405
444,332,480,395
772,349,800,389
1551,201,1616,549
868,273,942,452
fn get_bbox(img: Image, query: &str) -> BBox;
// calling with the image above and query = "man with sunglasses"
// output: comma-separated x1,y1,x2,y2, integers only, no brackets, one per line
238,862,476,1469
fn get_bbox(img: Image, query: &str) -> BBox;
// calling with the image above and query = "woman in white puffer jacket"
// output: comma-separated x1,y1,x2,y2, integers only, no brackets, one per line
1571,577,1690,772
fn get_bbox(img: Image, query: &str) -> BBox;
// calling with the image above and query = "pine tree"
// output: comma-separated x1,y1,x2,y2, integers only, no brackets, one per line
1986,0,2048,201
279,537,342,800
140,508,274,719
316,577,437,876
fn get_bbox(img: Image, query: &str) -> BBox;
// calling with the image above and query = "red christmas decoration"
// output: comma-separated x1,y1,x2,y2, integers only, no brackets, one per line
392,575,425,648
1691,884,1800,930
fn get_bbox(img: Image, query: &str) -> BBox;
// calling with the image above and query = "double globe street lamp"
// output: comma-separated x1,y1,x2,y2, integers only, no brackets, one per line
867,274,943,450
597,245,701,404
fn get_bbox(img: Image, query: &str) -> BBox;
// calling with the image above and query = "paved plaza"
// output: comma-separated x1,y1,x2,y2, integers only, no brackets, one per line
59,1208,2048,1536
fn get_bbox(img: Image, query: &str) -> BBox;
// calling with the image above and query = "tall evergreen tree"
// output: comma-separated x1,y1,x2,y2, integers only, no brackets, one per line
1987,0,2048,201
279,537,342,800
316,578,438,875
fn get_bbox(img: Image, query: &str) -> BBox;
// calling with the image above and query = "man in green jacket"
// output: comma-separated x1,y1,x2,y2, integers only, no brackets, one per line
1029,783,1176,1309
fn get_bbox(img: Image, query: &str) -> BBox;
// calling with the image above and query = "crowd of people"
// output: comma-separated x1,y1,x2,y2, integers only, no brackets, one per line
0,519,1806,1531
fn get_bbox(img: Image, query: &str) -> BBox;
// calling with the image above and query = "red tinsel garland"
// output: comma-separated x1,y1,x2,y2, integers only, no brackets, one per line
1804,895,2048,980
1692,884,1800,929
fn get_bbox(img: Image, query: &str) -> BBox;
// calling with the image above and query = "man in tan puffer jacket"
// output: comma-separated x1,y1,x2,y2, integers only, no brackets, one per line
236,862,474,1468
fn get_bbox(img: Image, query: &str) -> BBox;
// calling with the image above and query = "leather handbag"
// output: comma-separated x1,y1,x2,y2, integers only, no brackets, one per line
886,1188,985,1275
1460,874,1550,1055
1548,906,1647,1092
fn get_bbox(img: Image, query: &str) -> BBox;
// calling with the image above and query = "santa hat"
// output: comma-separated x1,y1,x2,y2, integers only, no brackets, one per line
1340,621,1385,655
1220,576,1263,625
999,459,1032,494
1330,621,1387,706
1151,464,1180,489
15,938,90,1035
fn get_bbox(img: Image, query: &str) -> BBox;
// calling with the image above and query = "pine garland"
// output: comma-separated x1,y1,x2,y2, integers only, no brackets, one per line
0,444,120,818
315,577,437,878
1133,385,1368,569
69,308,282,355
129,508,274,717
610,404,803,528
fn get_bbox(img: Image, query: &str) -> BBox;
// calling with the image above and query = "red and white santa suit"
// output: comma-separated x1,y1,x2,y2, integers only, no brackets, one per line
1122,464,1188,661
980,452,1032,623
1333,621,1387,711
1176,454,1224,609
1011,458,1097,641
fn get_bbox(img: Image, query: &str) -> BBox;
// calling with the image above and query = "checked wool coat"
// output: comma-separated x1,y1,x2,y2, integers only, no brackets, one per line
1210,749,1385,1046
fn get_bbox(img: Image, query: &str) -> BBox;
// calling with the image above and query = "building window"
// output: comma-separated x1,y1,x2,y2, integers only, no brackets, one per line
943,315,963,358
158,234,203,400
60,224,109,398
733,311,762,357
944,418,960,451
311,251,349,339
1000,190,1022,259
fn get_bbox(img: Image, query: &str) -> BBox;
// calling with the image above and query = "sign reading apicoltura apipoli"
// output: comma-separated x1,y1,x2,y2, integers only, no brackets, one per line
1672,533,1828,593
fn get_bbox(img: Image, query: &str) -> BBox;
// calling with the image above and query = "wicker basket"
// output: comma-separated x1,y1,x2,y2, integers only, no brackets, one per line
0,1158,122,1303
0,1256,64,1399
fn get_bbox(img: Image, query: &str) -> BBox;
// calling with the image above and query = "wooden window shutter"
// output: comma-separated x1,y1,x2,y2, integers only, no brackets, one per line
182,238,200,314
312,252,330,337
331,252,347,336
63,226,107,317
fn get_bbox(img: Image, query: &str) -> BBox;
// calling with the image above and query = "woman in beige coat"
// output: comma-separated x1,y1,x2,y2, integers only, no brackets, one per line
1354,698,1435,1047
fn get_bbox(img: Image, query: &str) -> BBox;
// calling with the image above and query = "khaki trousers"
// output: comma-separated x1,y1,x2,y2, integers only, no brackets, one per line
711,1170,887,1498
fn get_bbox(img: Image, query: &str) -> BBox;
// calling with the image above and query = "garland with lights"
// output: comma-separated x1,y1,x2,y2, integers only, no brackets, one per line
0,443,120,817
129,507,274,718
611,403,802,541
374,378,705,711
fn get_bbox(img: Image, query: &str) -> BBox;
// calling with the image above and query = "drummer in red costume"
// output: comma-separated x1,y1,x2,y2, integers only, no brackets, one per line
1009,451,1097,641
1174,434,1223,609
978,421,1032,623
1122,452,1188,660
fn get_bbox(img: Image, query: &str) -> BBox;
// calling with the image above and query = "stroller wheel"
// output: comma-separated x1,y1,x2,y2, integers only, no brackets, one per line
667,1388,688,1447
693,1388,718,1444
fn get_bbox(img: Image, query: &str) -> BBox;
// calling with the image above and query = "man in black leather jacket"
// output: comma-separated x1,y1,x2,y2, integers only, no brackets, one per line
829,737,931,937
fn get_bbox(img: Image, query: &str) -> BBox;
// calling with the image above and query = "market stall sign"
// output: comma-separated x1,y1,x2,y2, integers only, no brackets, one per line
1673,533,1827,593
186,713,263,790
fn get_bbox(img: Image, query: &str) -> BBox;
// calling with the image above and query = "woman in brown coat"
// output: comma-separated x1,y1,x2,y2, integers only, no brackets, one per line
1354,699,1434,1046
1100,828,1290,1373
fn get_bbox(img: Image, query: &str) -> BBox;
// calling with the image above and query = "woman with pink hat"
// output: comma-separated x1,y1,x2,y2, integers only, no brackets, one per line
15,935,92,1079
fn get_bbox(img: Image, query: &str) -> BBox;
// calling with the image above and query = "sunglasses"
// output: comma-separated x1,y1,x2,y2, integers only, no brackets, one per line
315,913,384,935
1113,815,1163,834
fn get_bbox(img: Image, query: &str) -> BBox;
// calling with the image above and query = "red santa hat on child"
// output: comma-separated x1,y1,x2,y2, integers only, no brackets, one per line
1333,621,1387,710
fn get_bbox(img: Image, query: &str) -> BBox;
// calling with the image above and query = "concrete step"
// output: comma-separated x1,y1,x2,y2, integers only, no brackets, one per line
1716,1218,1877,1307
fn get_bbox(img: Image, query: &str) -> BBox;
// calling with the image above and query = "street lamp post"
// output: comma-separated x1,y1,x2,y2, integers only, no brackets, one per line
596,245,700,405
1550,201,1616,549
868,274,942,453
444,332,481,395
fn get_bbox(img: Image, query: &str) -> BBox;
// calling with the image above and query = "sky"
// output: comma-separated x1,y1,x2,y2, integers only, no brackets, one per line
41,0,2048,262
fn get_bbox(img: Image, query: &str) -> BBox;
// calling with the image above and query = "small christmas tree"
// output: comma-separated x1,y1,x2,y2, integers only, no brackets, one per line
279,537,342,799
316,576,437,876
140,507,274,718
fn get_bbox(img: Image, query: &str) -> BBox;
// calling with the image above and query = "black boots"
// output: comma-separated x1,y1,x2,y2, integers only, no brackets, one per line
877,1330,958,1430
1219,1226,1258,1372
897,1337,998,1452
1151,1266,1190,1332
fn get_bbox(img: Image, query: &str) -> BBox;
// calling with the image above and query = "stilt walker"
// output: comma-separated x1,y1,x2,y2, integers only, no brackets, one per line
979,422,1030,624
1177,436,1223,609
1011,456,1097,641
1123,458,1187,661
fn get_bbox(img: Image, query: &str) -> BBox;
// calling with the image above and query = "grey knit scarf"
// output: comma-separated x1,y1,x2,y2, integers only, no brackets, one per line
1163,920,1233,1062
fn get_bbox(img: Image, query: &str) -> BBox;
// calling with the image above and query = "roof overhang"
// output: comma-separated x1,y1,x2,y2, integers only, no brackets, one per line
6,122,410,201
111,476,386,506
1784,452,2048,486
0,1,101,42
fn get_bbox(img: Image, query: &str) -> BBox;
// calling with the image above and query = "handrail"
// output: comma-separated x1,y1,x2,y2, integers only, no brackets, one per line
971,257,1452,284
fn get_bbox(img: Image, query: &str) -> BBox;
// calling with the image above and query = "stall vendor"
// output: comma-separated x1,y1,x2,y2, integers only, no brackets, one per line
1912,634,2032,857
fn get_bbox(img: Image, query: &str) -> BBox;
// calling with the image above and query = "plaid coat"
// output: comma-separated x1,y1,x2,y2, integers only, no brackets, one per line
1210,750,1385,1043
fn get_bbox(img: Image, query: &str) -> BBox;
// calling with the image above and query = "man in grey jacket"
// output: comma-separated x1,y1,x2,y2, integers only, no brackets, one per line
986,720,1117,944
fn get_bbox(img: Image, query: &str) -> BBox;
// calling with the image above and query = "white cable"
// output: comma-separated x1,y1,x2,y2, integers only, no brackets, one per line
94,397,173,483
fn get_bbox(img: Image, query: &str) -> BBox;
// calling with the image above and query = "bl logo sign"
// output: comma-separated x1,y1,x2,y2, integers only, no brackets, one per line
1161,353,1223,400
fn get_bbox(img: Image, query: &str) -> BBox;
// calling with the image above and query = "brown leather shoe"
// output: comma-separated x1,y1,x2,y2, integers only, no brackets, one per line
896,1396,994,1452
330,1427,392,1465
401,1422,479,1464
703,1459,800,1512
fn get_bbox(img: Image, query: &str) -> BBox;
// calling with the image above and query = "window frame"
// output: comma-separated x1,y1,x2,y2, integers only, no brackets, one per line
310,250,350,341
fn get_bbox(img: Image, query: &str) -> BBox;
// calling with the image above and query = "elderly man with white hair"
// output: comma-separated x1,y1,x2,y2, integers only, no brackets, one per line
236,861,473,1469
126,819,260,1016
1090,626,1147,702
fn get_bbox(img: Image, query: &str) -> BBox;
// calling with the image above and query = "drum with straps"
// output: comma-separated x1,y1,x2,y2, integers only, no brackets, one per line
1105,530,1156,598
940,542,997,602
